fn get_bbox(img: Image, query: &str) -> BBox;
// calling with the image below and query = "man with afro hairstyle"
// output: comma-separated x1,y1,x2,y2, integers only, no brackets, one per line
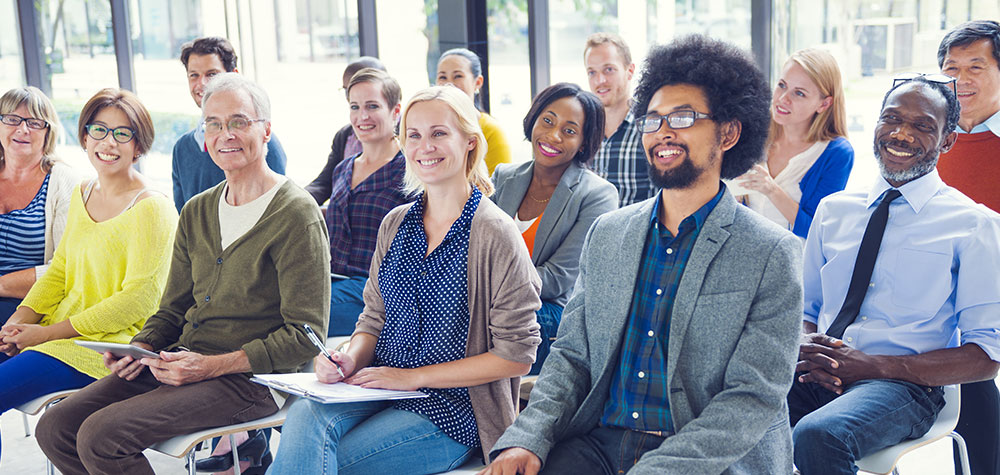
481,35,803,475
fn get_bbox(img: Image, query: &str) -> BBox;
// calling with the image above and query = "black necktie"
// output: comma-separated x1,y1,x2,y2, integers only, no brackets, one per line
826,189,903,339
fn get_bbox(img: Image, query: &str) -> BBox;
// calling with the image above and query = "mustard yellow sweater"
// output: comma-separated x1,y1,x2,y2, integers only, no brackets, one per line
20,186,177,379
480,112,512,175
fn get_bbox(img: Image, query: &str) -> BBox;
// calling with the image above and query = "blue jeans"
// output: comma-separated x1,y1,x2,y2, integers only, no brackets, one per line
0,350,95,460
328,276,367,337
268,399,475,475
528,301,563,375
789,378,944,475
539,425,669,474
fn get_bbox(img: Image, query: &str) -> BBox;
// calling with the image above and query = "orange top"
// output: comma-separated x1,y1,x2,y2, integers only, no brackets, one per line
520,212,543,257
938,131,1000,213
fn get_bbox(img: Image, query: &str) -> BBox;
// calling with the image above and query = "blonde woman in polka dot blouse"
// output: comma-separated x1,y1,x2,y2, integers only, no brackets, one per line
269,87,542,475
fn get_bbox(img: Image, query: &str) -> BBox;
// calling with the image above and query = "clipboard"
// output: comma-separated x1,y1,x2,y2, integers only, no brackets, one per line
251,373,427,404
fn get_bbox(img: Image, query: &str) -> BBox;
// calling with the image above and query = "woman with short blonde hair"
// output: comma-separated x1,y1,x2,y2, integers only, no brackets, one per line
270,86,540,474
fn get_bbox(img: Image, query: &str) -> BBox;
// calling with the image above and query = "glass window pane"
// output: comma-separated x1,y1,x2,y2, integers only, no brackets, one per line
129,0,227,201
374,0,437,102
0,0,25,91
487,1,531,161
251,0,360,186
35,0,120,174
772,0,1000,192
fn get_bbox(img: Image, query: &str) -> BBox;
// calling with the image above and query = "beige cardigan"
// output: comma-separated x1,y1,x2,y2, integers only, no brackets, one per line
354,196,542,460
36,161,80,279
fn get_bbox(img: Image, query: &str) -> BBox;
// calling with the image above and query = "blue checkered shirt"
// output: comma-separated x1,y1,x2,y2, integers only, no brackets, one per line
601,185,725,432
590,114,656,207
326,151,411,276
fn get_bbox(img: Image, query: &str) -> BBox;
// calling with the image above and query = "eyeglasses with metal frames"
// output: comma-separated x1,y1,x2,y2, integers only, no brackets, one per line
203,117,267,135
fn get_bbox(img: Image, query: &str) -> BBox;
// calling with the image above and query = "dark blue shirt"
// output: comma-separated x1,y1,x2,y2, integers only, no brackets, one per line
601,185,725,432
374,188,482,447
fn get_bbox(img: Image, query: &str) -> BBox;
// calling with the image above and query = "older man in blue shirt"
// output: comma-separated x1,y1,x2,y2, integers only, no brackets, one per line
789,76,1000,474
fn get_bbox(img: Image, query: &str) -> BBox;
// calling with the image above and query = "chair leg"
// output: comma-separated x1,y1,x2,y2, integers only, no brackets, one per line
949,431,972,475
22,412,31,437
187,448,197,475
231,433,242,475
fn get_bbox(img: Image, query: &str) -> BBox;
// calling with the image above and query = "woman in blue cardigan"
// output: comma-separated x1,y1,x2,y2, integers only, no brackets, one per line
734,48,853,239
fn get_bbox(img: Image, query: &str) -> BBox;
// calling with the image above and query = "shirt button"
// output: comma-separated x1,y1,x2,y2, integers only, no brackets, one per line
647,330,654,337
666,248,674,255
846,337,853,343
861,316,868,321
638,371,645,379
204,295,211,302
632,412,639,419
869,282,875,288
192,323,199,329
217,258,223,264
655,289,662,296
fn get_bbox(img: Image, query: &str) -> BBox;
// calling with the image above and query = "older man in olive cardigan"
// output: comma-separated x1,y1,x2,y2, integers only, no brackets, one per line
36,73,330,475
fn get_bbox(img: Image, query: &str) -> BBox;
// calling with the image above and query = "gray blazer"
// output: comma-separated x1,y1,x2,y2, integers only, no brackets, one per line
492,161,618,306
491,190,804,474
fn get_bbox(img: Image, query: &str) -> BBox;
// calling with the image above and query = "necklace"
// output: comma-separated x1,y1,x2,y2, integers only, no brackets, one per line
528,193,550,203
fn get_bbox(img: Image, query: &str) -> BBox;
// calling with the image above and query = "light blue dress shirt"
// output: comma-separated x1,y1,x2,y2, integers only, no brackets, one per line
956,108,1000,135
802,169,1000,361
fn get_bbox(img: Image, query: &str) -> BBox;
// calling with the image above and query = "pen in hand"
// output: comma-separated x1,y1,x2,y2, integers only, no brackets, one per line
302,324,346,379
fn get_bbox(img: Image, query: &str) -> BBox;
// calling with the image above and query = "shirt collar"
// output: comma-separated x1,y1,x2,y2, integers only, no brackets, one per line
649,182,726,232
867,169,944,214
956,108,1000,136
194,124,207,151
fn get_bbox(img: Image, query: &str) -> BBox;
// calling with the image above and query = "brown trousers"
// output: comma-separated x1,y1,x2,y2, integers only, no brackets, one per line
36,369,277,475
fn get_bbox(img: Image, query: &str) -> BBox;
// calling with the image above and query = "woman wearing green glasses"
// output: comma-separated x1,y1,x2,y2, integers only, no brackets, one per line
0,87,79,328
0,88,176,457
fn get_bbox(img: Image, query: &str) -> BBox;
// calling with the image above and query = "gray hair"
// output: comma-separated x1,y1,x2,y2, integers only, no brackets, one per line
201,72,271,120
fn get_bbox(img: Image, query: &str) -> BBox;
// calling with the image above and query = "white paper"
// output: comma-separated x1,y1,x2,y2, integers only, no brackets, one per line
251,373,427,404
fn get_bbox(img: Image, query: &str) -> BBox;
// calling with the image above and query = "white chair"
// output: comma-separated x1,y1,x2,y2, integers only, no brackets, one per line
856,384,970,475
147,394,295,475
14,389,78,475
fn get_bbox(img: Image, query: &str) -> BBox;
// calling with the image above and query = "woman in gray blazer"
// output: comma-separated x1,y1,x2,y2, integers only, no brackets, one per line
492,83,619,374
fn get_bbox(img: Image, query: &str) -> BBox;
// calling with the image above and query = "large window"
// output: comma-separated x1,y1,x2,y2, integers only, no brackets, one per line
487,1,531,161
773,0,1000,191
0,0,24,92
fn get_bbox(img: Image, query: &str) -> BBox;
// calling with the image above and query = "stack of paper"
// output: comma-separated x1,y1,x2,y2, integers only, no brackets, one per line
251,373,427,404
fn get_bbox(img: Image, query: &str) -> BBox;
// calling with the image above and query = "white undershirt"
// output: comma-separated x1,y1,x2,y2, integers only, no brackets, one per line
218,177,287,250
747,140,828,231
513,212,538,233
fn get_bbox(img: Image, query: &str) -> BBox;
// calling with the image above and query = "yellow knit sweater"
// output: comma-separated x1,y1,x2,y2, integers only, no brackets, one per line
20,186,177,379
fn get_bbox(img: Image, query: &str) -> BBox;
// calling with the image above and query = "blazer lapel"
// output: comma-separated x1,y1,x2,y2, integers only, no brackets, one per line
666,191,736,378
533,165,584,265
495,162,533,216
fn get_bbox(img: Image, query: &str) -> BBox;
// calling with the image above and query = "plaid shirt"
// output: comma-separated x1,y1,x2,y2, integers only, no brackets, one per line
601,186,725,432
326,151,411,276
590,114,656,207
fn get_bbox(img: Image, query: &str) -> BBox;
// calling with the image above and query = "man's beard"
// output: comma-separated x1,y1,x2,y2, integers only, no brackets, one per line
873,140,939,184
646,142,717,190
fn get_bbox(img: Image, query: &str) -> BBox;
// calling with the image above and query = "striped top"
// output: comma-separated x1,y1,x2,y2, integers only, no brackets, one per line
0,174,50,275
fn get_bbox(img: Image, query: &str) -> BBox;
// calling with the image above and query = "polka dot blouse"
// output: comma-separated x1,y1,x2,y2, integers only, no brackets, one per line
373,187,483,448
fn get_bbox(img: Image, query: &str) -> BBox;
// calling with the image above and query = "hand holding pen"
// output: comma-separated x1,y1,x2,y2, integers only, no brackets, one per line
303,324,352,383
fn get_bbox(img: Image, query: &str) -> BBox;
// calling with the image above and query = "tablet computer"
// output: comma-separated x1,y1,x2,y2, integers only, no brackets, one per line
75,341,160,359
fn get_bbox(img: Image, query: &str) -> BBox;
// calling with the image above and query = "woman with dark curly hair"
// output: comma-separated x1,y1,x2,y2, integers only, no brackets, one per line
491,83,618,375
733,49,854,239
